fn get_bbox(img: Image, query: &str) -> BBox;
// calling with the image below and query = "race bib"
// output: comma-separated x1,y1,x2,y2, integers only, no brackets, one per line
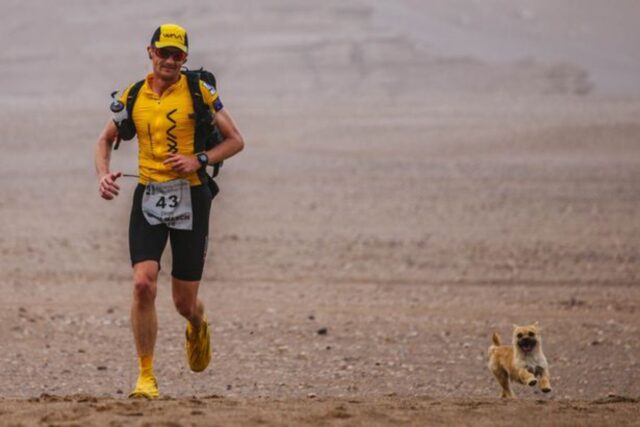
142,179,193,230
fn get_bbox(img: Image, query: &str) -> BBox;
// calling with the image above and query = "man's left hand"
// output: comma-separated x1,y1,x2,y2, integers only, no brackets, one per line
163,153,201,174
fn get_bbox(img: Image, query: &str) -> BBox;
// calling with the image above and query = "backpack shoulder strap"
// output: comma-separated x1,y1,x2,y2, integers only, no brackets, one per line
185,72,218,182
185,74,208,118
185,71,224,179
113,80,144,148
185,72,212,152
126,80,145,118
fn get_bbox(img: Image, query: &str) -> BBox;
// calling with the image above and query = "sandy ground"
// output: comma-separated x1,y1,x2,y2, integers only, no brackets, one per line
1,0,639,425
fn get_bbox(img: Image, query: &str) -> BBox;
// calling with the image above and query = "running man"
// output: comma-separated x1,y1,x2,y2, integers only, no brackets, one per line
94,23,244,399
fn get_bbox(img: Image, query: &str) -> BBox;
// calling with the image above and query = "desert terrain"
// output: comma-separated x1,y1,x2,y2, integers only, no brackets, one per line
0,0,639,425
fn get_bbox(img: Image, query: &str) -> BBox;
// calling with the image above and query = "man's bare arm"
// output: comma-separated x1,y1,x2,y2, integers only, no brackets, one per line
95,120,122,200
206,109,244,164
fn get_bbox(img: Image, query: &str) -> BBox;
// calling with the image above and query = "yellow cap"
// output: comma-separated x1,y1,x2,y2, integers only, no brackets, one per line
150,24,188,53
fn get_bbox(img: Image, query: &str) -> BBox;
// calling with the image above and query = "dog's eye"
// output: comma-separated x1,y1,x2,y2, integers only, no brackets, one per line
517,333,523,339
528,332,535,337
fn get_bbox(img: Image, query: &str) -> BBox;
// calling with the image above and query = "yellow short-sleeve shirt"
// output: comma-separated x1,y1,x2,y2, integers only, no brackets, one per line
119,73,221,186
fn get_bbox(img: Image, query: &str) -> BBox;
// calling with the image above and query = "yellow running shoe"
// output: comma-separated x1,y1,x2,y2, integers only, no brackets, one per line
186,315,211,372
129,371,159,399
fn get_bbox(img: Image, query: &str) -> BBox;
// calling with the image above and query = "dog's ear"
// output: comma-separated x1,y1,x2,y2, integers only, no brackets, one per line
534,321,539,328
512,324,519,330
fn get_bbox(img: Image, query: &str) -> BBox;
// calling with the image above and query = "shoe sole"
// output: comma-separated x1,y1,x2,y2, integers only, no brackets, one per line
128,391,159,400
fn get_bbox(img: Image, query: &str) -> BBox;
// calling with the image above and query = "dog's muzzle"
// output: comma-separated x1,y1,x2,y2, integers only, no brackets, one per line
518,338,537,353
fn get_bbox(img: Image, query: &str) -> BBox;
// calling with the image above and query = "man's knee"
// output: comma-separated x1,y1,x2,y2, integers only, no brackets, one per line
133,275,157,303
172,277,200,319
173,296,196,318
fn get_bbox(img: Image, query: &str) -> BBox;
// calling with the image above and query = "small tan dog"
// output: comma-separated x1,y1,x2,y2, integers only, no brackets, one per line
488,322,552,398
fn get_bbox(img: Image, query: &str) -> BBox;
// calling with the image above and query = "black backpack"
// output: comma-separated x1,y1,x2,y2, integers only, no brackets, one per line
116,67,225,181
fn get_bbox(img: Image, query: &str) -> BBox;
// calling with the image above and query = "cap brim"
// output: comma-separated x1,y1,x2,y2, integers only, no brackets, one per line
153,41,188,53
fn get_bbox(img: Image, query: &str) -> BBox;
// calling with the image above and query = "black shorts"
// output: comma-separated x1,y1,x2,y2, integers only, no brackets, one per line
129,183,213,281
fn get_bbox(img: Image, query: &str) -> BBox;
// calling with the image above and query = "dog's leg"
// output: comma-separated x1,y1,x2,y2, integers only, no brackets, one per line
539,368,552,393
492,367,514,398
517,368,537,387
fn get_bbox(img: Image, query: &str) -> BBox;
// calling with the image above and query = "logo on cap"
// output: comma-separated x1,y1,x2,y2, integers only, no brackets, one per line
151,23,188,53
162,32,184,41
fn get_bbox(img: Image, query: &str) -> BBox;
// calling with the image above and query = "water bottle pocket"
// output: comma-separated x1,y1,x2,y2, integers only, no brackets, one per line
117,119,137,141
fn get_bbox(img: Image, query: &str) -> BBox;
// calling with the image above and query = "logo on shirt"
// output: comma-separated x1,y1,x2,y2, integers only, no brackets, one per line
166,109,178,154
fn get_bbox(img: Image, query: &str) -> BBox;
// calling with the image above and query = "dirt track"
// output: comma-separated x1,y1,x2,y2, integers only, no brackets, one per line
1,0,639,425
2,395,639,427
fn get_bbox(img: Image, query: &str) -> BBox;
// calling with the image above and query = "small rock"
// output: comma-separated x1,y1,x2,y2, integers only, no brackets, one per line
317,327,328,336
307,393,317,399
97,366,107,371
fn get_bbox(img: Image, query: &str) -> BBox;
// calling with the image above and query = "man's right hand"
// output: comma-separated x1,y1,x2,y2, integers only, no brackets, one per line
99,172,122,200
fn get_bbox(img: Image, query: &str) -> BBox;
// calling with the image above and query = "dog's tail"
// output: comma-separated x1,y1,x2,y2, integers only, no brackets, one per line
488,332,502,358
492,332,502,346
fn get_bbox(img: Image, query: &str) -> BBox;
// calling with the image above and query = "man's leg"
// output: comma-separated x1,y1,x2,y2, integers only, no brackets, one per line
132,260,159,357
129,260,160,399
172,277,211,372
172,277,203,327
169,184,213,372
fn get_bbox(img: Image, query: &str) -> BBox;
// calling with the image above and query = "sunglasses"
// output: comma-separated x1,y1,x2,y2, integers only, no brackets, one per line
153,47,187,61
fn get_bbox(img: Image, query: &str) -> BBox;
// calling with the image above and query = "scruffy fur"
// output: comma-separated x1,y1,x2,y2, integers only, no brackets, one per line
488,322,552,398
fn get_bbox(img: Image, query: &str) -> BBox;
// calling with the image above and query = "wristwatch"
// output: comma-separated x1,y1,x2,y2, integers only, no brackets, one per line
196,152,209,168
